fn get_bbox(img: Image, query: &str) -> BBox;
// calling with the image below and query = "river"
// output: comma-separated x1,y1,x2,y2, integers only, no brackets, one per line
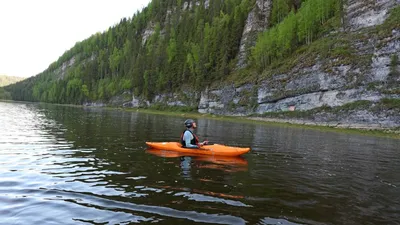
0,101,399,225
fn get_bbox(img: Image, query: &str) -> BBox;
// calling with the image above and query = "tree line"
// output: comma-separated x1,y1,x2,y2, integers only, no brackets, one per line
0,75,24,100
252,0,342,71
6,0,253,104
6,0,344,104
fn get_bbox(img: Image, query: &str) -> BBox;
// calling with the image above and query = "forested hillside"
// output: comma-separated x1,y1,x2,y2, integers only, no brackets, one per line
0,75,24,100
7,0,254,103
4,0,400,128
6,0,343,104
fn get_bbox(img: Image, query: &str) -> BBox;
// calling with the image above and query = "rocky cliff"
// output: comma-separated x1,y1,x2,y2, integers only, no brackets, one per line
111,0,399,129
237,0,272,69
345,0,399,31
61,0,400,130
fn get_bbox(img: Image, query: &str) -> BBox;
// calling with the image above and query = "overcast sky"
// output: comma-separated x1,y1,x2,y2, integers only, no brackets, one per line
0,0,151,77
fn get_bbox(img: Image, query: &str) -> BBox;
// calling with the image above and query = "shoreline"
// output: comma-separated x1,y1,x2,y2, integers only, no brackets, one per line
117,107,400,139
1,100,399,138
247,117,398,131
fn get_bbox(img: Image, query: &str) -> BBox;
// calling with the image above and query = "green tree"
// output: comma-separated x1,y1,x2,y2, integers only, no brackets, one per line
271,0,291,26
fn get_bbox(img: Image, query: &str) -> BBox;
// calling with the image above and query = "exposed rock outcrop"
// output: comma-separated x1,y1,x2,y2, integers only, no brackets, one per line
123,95,149,108
122,86,199,109
237,0,272,69
370,29,400,83
198,84,256,116
89,0,400,129
345,0,399,31
84,102,105,107
56,57,76,80
142,22,156,45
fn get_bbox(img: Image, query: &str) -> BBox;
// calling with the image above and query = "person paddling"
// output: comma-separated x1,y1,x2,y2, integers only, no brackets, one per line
180,119,208,148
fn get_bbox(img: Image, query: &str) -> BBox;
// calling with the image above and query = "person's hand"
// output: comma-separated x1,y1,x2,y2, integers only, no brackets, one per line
199,141,208,147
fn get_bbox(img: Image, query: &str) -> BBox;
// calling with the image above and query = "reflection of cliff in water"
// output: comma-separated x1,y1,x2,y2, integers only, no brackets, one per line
9,102,400,225
250,122,400,223
196,118,255,147
36,103,251,192
180,156,192,180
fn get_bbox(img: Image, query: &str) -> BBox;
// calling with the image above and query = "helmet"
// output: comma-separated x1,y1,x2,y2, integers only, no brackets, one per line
184,119,195,128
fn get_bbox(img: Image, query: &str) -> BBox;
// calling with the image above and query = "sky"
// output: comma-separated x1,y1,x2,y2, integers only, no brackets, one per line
0,0,151,77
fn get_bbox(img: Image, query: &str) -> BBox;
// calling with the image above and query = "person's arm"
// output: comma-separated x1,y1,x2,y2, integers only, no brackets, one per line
183,131,200,148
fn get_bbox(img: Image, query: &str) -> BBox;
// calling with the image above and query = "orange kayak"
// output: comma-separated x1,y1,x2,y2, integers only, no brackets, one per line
145,149,249,166
145,142,250,157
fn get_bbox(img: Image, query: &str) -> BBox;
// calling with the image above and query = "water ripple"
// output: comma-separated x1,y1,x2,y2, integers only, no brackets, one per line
1,102,400,225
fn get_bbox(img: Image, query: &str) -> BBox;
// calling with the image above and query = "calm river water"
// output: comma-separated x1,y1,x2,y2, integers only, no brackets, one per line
0,101,399,225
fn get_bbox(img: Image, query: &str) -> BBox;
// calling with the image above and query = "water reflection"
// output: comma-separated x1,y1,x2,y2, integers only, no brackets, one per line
2,102,400,225
146,149,249,175
180,156,192,180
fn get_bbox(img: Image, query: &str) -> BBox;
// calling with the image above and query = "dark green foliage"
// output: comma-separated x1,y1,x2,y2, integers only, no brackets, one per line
6,0,351,105
375,6,400,39
253,0,340,71
0,87,12,99
270,0,291,26
378,98,400,110
7,0,253,104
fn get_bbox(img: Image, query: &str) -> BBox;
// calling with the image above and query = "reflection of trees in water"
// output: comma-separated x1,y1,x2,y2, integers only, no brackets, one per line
31,104,400,224
36,105,172,187
35,104,251,195
250,123,400,224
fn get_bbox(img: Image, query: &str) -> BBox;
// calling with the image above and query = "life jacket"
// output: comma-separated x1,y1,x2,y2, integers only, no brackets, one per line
180,129,199,147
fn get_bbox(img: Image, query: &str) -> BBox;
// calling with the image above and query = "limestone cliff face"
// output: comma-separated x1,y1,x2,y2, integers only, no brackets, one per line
57,57,76,80
95,0,400,128
237,0,272,69
197,1,399,128
345,0,399,31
